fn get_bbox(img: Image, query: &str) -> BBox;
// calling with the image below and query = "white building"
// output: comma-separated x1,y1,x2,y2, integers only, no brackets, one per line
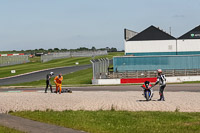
124,25,200,56
177,25,200,55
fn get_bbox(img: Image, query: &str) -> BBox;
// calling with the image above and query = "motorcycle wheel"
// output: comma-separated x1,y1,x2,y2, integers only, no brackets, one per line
145,91,150,101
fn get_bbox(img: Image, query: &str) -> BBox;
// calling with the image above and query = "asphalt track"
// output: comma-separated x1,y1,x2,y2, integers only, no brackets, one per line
0,84,200,92
0,114,86,133
0,64,91,86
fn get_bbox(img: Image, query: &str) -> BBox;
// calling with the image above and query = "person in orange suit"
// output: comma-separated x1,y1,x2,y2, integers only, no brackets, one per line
54,73,63,94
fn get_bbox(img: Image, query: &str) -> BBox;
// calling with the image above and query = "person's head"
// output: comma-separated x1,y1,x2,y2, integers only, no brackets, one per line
50,72,54,76
59,73,62,78
157,69,162,75
144,81,150,88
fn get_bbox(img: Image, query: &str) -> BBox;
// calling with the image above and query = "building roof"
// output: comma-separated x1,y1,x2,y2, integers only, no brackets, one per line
178,25,200,39
127,25,176,41
124,29,138,41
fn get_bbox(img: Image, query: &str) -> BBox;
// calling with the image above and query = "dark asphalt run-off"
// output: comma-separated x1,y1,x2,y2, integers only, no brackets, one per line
0,64,91,86
0,114,86,133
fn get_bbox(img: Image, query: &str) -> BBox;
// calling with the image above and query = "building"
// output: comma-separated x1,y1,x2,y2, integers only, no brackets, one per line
125,25,200,56
125,25,177,56
92,25,200,84
177,25,200,55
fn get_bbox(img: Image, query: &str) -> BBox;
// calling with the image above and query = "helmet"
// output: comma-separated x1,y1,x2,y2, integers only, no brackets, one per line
144,81,150,88
50,72,54,76
157,69,162,73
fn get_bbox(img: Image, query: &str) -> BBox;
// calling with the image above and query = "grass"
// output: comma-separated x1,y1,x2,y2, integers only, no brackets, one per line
11,110,200,133
182,81,200,84
9,68,93,86
0,125,24,133
0,52,124,78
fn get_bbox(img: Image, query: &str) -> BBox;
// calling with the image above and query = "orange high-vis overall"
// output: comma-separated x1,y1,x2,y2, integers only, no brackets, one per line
54,76,63,94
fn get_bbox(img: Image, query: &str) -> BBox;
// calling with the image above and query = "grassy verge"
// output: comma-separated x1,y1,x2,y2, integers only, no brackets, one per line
8,68,92,87
11,110,200,133
0,125,23,133
0,52,123,78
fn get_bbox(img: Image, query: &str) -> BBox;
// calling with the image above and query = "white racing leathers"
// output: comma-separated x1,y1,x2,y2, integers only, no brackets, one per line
155,74,166,101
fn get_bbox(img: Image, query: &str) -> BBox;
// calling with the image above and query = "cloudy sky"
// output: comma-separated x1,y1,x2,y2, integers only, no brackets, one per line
0,0,200,51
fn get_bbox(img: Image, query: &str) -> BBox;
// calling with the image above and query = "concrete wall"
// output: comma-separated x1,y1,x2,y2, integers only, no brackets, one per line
92,79,121,85
41,50,108,62
125,40,177,55
0,55,29,67
92,76,200,85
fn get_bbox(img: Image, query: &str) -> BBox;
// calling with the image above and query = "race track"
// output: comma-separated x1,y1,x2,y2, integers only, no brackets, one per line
0,84,200,92
0,64,91,86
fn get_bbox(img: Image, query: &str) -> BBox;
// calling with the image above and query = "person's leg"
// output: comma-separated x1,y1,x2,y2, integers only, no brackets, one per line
159,87,162,100
45,80,49,93
49,83,53,93
59,84,62,94
159,85,165,101
56,84,58,93
161,85,166,100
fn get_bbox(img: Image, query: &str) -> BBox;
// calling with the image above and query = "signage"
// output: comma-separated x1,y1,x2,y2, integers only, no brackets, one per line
190,32,200,38
11,70,16,73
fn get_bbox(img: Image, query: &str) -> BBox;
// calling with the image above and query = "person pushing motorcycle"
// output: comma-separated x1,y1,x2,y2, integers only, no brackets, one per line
54,73,63,94
153,69,166,101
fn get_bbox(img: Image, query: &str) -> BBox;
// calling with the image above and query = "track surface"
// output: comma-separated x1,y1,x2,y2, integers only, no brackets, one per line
0,84,200,92
0,64,91,85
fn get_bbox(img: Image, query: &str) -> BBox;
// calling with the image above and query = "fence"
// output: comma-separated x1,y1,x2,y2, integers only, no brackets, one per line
113,55,200,72
107,69,200,79
90,58,110,79
0,55,29,67
41,50,108,62
41,52,71,62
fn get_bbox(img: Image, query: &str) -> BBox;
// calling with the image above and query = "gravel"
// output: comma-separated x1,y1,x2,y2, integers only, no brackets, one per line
0,91,200,113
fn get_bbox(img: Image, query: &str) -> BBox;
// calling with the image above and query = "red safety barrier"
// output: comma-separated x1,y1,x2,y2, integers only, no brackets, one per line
121,77,157,84
0,53,24,56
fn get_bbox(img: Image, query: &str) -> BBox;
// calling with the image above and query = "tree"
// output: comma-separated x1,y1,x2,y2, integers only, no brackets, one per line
54,48,59,51
61,48,68,52
39,48,44,51
110,47,117,52
91,46,96,51
77,47,89,51
48,48,53,51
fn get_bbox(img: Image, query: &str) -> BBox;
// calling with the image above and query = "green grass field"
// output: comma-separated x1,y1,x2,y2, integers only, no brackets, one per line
0,125,23,133
11,110,200,133
10,68,93,86
0,52,123,78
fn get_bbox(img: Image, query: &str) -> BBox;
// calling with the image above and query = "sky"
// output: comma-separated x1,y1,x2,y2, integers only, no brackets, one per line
0,0,200,51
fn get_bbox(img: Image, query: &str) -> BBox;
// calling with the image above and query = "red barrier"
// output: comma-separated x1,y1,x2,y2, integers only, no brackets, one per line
0,53,24,56
121,77,157,84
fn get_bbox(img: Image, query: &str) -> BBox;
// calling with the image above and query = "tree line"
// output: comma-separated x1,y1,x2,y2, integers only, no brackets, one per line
1,47,121,55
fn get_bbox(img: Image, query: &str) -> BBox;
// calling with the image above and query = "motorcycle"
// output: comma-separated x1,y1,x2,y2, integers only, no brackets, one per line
141,81,153,101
